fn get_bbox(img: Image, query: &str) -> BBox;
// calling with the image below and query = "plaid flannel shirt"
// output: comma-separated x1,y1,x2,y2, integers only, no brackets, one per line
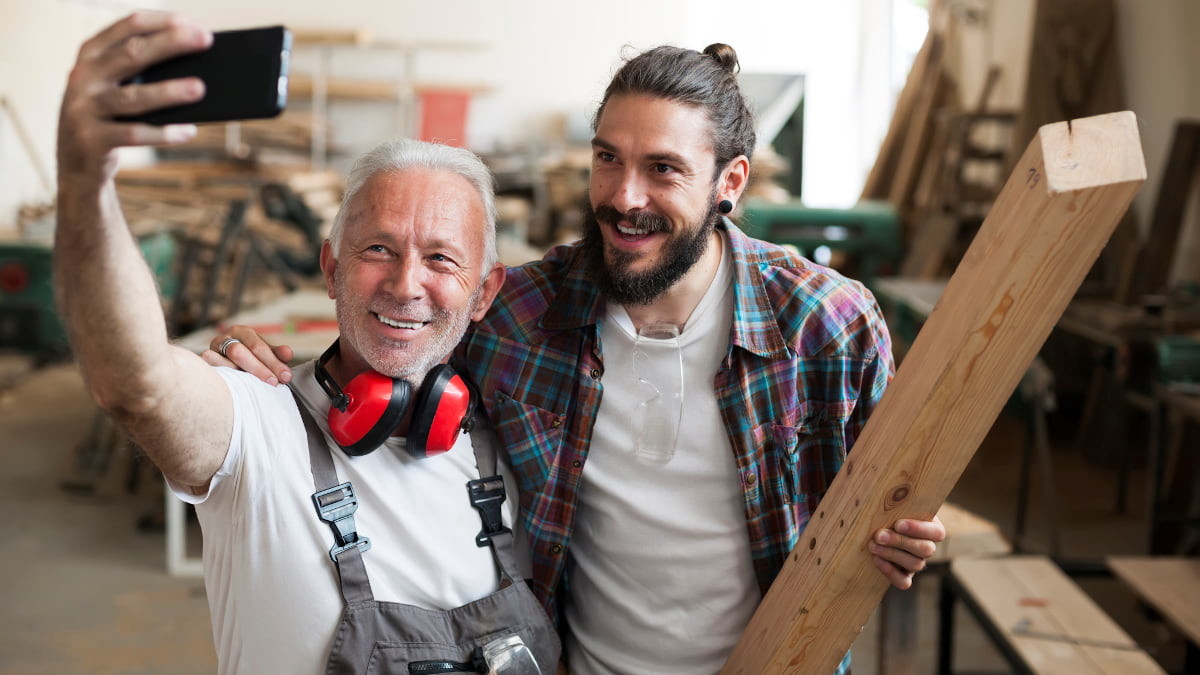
455,221,893,673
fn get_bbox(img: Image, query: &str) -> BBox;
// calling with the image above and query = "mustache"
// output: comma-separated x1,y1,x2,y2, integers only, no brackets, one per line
593,205,670,233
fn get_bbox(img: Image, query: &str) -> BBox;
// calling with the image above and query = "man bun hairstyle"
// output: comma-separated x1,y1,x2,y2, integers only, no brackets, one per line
594,43,756,175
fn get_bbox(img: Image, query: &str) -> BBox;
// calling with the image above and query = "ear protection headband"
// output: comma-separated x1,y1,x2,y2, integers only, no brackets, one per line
313,340,476,458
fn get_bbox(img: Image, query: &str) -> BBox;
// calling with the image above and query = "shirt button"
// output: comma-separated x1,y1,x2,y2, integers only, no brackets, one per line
552,418,563,428
572,460,582,468
590,368,601,379
745,473,757,486
551,544,563,554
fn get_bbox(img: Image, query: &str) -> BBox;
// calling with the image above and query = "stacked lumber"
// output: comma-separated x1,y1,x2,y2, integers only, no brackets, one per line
114,162,343,332
188,112,330,158
864,0,1131,288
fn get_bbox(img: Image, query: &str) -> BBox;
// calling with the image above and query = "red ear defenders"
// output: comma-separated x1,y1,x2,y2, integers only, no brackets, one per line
313,340,476,458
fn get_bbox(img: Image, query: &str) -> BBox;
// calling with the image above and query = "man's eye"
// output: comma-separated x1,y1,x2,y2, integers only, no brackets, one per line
597,152,616,163
654,163,674,174
366,245,388,253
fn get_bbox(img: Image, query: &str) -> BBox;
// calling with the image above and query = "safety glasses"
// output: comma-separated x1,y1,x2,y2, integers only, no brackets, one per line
632,322,684,463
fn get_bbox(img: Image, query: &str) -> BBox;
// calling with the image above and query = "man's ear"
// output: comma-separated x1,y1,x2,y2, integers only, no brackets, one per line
471,263,506,322
719,154,751,203
320,240,337,299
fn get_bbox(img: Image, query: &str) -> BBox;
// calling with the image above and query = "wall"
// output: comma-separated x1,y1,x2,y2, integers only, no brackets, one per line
0,0,907,229
161,0,900,207
0,0,150,232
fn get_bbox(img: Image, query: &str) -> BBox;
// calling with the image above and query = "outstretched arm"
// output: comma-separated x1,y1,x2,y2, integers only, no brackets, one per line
55,12,233,491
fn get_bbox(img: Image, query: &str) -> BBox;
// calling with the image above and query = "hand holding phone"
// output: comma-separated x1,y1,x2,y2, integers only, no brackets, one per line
118,25,292,125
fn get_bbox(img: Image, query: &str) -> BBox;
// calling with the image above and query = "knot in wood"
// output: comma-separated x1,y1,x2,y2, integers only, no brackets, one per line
885,483,911,510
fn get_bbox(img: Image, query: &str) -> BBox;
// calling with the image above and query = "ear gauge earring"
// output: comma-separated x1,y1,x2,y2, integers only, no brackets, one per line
718,199,734,215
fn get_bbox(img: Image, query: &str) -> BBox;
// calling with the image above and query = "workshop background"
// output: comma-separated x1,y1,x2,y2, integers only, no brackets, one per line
1,0,1198,673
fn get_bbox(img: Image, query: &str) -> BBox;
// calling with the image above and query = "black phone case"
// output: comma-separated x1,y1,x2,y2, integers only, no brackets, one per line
118,26,291,126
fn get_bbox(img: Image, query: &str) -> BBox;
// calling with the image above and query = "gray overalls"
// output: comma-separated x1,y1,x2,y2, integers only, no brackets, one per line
293,392,561,674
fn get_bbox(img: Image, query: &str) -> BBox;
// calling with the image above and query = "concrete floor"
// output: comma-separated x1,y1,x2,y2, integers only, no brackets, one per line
0,357,1186,674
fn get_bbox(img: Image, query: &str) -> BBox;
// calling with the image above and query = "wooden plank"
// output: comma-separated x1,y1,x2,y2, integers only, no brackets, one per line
930,502,1009,563
1123,120,1200,301
290,28,374,46
1109,556,1200,647
288,74,401,101
861,28,937,200
886,39,949,213
954,557,1165,674
721,111,1145,674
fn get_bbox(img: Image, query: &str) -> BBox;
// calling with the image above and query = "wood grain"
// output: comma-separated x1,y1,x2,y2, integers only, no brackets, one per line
955,557,1164,674
721,111,1145,674
1109,556,1200,646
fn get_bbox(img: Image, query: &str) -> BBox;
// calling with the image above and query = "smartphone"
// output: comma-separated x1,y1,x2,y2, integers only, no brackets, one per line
119,25,292,126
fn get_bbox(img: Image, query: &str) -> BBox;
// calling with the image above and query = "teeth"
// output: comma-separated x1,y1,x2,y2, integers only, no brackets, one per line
617,223,651,236
377,314,424,329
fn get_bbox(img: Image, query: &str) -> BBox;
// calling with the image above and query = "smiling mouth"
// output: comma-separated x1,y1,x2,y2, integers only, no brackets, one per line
374,313,426,330
618,221,655,236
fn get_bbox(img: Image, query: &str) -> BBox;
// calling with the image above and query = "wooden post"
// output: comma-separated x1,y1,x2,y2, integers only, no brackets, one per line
721,111,1145,675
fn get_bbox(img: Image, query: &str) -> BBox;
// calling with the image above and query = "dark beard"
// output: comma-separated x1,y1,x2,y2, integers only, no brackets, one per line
580,197,721,306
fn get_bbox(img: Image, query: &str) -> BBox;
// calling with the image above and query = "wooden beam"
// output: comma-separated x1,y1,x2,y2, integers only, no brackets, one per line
721,110,1145,675
1122,120,1200,301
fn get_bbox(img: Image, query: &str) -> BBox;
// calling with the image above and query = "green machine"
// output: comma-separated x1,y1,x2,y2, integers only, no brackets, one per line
1157,335,1200,390
0,232,176,361
737,198,902,289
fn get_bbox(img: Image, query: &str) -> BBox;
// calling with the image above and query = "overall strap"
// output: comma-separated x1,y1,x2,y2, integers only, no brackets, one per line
289,385,374,604
466,409,524,585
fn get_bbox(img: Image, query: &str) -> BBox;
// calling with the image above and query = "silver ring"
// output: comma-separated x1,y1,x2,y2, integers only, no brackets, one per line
217,337,241,358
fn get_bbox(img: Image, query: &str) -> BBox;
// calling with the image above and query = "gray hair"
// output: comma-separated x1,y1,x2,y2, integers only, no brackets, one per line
328,139,498,275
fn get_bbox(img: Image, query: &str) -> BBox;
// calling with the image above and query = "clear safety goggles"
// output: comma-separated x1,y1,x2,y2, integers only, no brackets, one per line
632,322,684,463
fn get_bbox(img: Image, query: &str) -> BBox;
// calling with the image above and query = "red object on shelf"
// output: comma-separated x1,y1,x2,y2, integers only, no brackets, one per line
417,89,471,147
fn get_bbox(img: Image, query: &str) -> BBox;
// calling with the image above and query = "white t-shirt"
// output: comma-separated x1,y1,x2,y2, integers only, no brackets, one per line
169,361,525,675
566,234,761,674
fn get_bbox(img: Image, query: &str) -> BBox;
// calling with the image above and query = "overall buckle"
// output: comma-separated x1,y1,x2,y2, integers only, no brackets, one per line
467,475,510,547
312,482,371,562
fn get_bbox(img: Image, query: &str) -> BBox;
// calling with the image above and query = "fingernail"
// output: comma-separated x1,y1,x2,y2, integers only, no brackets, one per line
164,124,196,143
279,370,292,383
896,520,911,534
876,530,891,545
267,376,279,387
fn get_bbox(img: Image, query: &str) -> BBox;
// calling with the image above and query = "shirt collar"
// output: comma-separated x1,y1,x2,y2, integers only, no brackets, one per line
540,219,792,360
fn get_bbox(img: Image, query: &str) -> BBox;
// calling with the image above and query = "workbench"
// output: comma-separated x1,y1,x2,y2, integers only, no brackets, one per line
1108,556,1200,672
1147,385,1200,556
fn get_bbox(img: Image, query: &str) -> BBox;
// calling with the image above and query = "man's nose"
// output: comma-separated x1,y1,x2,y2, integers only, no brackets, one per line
384,256,424,300
608,169,650,214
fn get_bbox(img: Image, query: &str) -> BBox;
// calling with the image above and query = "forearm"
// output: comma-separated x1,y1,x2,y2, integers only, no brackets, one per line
54,178,231,486
55,179,173,407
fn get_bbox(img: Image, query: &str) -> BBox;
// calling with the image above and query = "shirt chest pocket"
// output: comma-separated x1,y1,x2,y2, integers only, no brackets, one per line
490,392,566,491
771,403,850,504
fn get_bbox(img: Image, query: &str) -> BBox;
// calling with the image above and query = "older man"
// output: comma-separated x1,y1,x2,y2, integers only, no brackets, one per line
54,12,558,675
219,42,944,674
